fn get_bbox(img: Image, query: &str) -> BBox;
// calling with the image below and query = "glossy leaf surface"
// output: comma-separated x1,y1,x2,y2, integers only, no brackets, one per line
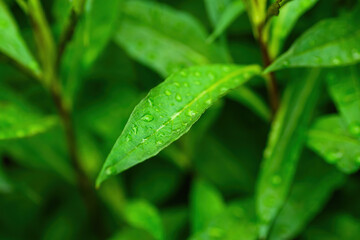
266,11,360,72
326,67,360,138
269,153,344,240
114,0,227,77
307,115,360,173
96,64,261,186
123,200,164,240
256,69,322,237
269,0,319,57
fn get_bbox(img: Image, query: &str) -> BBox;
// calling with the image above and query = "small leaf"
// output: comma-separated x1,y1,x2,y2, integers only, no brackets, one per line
190,179,225,234
266,12,360,72
269,153,344,240
123,200,164,240
269,0,319,57
256,69,322,238
190,198,258,240
326,67,360,138
0,103,57,140
114,0,227,77
0,0,40,76
204,0,231,26
207,0,245,43
96,64,261,186
307,115,360,173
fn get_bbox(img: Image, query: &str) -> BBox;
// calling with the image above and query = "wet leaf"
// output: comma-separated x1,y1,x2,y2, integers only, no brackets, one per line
114,0,227,77
269,153,344,240
326,66,360,139
96,64,261,186
256,69,322,237
266,12,360,72
307,115,360,173
269,0,319,57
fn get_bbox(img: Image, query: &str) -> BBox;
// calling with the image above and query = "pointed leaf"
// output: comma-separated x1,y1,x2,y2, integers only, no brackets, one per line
266,11,360,72
256,69,322,237
190,179,225,234
96,64,261,186
326,67,360,138
0,0,40,76
207,0,245,43
204,0,231,26
123,200,164,240
269,153,344,240
307,115,360,173
269,0,319,57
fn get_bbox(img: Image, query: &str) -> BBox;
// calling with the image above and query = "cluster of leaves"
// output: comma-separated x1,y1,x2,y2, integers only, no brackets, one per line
1,0,360,239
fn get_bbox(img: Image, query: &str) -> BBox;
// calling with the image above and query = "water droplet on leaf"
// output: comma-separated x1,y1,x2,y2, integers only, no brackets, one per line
165,90,172,96
141,114,154,122
187,110,196,117
175,94,182,101
327,150,343,163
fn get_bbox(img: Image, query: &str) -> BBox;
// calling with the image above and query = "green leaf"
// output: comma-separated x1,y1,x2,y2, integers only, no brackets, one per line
256,69,322,237
190,198,258,240
190,179,225,234
96,64,261,187
114,0,227,77
207,0,245,43
161,207,188,240
123,200,164,240
0,0,40,76
0,163,12,193
326,67,360,138
266,12,360,73
307,115,360,173
228,86,271,121
62,0,122,101
269,0,319,57
269,153,344,240
0,89,57,140
0,103,57,140
204,0,231,26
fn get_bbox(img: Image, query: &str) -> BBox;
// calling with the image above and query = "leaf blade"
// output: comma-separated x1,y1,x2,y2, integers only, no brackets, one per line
96,64,261,187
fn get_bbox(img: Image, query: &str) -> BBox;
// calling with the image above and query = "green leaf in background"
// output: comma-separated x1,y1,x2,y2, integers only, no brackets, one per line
0,102,57,140
204,0,231,26
123,200,164,240
307,115,360,173
190,179,225,234
161,207,188,240
0,0,40,76
96,64,261,186
269,0,319,57
207,0,245,43
0,163,12,193
190,198,258,240
326,66,360,138
114,0,227,77
62,0,122,101
268,152,344,240
303,213,360,240
228,86,271,121
256,69,322,237
266,11,360,72
0,89,57,140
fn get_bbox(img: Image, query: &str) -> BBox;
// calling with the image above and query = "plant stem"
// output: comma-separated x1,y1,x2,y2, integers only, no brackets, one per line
257,23,280,116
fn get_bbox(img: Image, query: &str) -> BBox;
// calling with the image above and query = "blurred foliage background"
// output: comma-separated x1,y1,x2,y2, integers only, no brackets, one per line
1,0,360,239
